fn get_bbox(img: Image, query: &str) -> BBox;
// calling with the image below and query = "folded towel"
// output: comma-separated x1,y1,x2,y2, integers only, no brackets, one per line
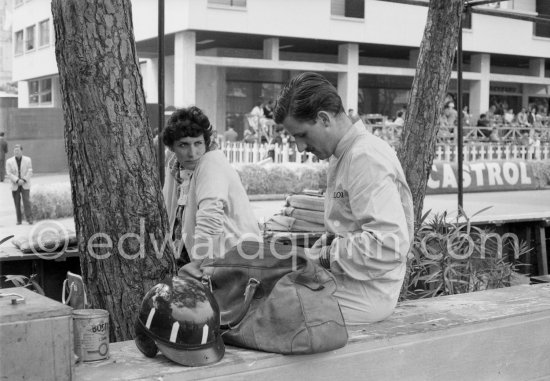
264,215,325,233
281,206,325,225
286,194,325,212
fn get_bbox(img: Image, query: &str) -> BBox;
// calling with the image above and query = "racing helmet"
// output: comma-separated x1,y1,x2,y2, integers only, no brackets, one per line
134,276,225,366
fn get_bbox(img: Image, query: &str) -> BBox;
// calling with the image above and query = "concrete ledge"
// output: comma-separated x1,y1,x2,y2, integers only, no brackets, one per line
76,284,550,381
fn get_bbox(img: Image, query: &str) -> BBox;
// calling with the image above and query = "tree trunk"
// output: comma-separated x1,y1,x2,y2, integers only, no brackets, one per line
398,0,464,224
52,0,176,341
397,0,463,299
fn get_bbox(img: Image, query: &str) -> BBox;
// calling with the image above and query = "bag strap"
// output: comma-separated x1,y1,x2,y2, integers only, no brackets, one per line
62,279,72,305
220,278,260,330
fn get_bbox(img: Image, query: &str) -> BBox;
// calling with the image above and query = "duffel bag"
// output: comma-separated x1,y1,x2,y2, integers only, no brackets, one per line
199,240,348,355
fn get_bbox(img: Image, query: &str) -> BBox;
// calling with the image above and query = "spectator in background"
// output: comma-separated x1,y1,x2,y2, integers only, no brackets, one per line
519,131,533,146
517,107,529,126
223,126,238,142
262,100,275,120
0,132,7,182
462,106,472,126
504,108,515,125
267,124,285,162
443,101,458,127
243,128,257,144
250,101,264,118
494,101,504,116
486,105,497,121
489,127,500,143
527,106,538,127
6,145,33,225
393,111,405,127
476,113,491,138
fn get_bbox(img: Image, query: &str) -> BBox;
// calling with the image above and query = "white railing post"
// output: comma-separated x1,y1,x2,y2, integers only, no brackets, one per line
444,145,452,162
511,145,519,160
527,145,534,160
259,144,267,162
503,145,510,160
463,144,470,163
243,143,250,164
534,145,541,161
471,144,478,161
436,145,443,161
495,144,502,160
252,142,259,163
282,142,289,163
478,145,486,161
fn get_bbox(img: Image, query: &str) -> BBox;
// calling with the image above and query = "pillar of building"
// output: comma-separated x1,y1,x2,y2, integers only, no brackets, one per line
17,81,29,108
409,48,420,68
196,66,226,134
263,38,279,61
529,58,545,77
468,53,490,120
337,43,359,113
174,31,196,107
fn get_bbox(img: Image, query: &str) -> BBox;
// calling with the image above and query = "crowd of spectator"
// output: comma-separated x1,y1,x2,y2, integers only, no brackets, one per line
433,97,550,146
221,97,549,151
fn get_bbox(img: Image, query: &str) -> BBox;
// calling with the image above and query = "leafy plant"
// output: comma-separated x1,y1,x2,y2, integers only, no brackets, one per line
30,182,74,221
2,274,45,295
236,162,327,195
405,207,531,300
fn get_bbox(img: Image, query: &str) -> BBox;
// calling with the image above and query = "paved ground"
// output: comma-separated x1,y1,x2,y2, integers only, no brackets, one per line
1,173,550,243
0,174,285,242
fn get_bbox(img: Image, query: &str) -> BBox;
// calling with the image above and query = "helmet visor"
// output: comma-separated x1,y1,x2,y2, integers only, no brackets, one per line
157,335,225,366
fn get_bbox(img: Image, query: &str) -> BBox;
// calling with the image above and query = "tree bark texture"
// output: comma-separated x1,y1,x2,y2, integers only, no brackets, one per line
397,0,464,225
52,0,176,341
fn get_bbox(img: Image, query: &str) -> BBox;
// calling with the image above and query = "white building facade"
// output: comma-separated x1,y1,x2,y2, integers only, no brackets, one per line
11,0,550,139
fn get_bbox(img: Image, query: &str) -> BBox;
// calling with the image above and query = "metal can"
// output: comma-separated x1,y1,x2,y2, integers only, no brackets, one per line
72,309,109,362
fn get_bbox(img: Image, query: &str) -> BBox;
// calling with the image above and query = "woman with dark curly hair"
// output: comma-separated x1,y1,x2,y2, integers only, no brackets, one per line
162,106,260,267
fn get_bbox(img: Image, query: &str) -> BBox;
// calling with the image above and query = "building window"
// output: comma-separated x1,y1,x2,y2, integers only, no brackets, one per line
29,78,52,105
15,30,24,55
208,0,246,7
39,19,50,47
25,25,35,51
331,0,364,19
535,0,550,38
462,10,472,29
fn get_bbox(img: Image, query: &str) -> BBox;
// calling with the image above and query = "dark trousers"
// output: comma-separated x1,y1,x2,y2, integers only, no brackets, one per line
12,186,32,223
0,159,5,181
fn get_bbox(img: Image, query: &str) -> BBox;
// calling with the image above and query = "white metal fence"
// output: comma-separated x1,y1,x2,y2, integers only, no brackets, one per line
434,143,550,162
220,142,318,164
219,141,550,164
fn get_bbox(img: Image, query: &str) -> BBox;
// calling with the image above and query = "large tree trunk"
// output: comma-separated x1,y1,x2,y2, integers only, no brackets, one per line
397,0,463,299
52,0,176,341
398,0,464,224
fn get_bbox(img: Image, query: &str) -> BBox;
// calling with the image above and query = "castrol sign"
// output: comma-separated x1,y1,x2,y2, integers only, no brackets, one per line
427,161,538,194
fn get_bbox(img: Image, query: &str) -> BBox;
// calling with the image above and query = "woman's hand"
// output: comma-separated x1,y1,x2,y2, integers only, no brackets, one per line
177,260,203,279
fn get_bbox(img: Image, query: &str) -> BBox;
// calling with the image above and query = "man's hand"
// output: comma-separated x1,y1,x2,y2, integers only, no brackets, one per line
16,179,24,186
177,260,203,279
306,234,332,269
